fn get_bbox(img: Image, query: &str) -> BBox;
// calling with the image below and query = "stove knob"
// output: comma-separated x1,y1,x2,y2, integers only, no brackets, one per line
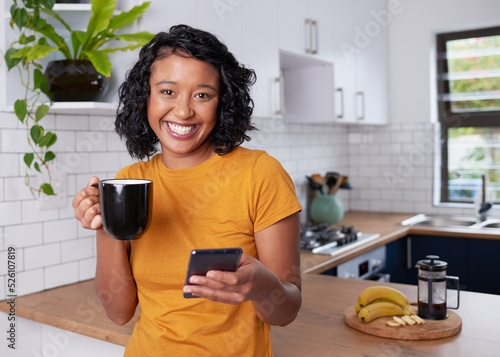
372,259,382,269
344,273,356,279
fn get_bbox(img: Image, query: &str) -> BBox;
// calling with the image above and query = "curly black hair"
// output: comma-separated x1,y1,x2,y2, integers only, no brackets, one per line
115,24,257,160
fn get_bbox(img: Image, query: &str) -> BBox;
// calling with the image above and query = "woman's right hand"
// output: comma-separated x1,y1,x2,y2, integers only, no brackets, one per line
72,176,102,230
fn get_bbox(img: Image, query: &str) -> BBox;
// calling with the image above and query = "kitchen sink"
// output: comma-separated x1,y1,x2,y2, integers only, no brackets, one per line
401,214,500,231
401,214,479,228
477,220,500,229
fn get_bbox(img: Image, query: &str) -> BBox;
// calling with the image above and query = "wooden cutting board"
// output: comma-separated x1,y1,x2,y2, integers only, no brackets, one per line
344,306,462,340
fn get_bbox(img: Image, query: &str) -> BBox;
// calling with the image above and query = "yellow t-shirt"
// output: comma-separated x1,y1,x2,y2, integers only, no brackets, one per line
116,147,302,357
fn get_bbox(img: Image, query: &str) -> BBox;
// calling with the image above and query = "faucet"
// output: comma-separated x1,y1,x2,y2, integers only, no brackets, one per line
477,173,494,221
456,171,494,221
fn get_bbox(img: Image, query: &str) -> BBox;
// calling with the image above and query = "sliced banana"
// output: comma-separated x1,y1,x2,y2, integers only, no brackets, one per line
402,316,416,325
393,316,406,325
386,321,402,327
411,314,425,325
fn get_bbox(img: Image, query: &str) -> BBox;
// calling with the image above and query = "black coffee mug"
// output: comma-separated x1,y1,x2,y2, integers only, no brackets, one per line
96,179,153,240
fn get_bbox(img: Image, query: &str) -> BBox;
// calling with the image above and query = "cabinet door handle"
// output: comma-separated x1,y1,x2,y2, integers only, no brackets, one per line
311,20,318,54
305,18,313,54
336,88,344,119
406,236,412,270
275,76,285,116
356,91,365,120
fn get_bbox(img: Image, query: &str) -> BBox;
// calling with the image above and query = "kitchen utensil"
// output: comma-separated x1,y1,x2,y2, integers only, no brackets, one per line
96,179,153,240
330,174,345,195
415,255,460,320
325,172,339,194
306,175,325,194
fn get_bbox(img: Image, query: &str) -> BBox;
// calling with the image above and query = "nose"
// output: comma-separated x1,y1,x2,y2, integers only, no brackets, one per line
173,95,194,119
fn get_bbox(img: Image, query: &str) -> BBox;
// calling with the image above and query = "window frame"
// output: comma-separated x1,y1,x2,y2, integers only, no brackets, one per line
437,26,500,204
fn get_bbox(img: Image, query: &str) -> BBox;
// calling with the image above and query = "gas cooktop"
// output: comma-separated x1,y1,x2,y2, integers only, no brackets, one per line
300,223,380,255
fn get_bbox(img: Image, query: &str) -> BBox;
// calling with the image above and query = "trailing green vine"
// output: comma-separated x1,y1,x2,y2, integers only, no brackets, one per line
5,1,57,197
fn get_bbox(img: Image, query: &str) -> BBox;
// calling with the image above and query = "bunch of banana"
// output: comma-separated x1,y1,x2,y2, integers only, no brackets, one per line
354,286,412,323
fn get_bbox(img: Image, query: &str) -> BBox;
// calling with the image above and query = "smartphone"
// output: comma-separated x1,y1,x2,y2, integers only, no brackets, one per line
183,248,243,298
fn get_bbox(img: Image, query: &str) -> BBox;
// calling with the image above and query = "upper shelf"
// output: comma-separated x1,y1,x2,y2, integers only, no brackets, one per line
4,101,117,116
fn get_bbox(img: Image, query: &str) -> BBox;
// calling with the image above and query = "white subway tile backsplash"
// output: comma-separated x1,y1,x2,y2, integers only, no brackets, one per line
55,115,89,130
21,200,59,224
0,201,22,226
24,243,61,270
76,131,107,152
0,154,20,177
44,262,79,290
4,177,34,201
17,269,45,296
2,129,30,153
79,257,96,281
5,222,43,248
61,238,93,263
89,115,116,132
52,131,76,152
44,218,78,243
90,152,121,172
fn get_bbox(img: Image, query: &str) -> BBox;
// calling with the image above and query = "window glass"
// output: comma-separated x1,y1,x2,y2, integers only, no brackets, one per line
444,34,500,113
447,127,500,202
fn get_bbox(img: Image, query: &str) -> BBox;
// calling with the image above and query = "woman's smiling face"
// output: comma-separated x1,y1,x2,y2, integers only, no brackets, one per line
147,53,220,169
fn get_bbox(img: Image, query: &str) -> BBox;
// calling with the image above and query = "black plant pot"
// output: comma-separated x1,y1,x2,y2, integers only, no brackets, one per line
44,60,108,102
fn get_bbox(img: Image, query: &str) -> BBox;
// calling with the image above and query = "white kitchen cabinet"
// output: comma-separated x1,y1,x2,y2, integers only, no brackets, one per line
278,0,335,62
332,0,389,125
241,0,281,118
353,0,389,125
280,50,335,124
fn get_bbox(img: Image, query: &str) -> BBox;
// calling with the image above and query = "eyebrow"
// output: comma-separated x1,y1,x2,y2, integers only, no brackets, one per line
153,81,218,92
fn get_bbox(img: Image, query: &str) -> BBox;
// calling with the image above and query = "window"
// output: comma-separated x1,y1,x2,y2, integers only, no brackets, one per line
437,26,500,204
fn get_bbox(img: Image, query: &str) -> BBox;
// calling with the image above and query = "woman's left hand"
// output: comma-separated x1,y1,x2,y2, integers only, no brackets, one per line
183,253,277,304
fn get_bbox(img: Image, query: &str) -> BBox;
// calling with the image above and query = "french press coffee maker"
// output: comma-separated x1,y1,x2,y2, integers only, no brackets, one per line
415,255,460,320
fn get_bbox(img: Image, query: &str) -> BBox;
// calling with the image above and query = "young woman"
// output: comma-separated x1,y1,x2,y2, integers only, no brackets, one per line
73,25,302,356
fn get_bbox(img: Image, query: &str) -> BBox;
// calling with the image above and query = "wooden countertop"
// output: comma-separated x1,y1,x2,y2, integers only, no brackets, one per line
2,275,500,356
301,211,500,274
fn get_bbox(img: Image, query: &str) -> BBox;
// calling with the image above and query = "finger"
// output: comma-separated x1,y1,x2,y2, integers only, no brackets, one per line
183,285,244,305
189,275,227,291
87,176,100,188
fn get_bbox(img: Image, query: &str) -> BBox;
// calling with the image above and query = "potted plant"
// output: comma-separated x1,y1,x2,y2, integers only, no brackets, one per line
4,0,154,196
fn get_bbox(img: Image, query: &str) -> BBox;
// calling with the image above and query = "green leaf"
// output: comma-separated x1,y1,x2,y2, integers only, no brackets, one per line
14,100,27,123
19,34,36,45
39,132,54,147
40,0,56,9
43,151,56,164
30,125,43,145
24,153,34,168
20,44,59,62
108,2,151,31
13,8,28,30
115,31,155,43
34,162,41,173
4,48,22,70
86,50,112,77
45,133,57,148
85,0,116,42
35,104,50,122
35,22,72,59
40,6,71,32
40,183,55,196
33,69,53,99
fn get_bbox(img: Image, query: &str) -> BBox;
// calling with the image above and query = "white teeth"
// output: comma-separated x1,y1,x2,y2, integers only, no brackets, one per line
167,122,195,135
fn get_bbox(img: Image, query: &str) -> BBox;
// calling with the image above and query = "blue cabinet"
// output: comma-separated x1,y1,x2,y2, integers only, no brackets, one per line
386,235,500,295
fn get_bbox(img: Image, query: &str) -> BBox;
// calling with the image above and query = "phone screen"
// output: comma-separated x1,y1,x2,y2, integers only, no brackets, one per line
183,248,243,298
